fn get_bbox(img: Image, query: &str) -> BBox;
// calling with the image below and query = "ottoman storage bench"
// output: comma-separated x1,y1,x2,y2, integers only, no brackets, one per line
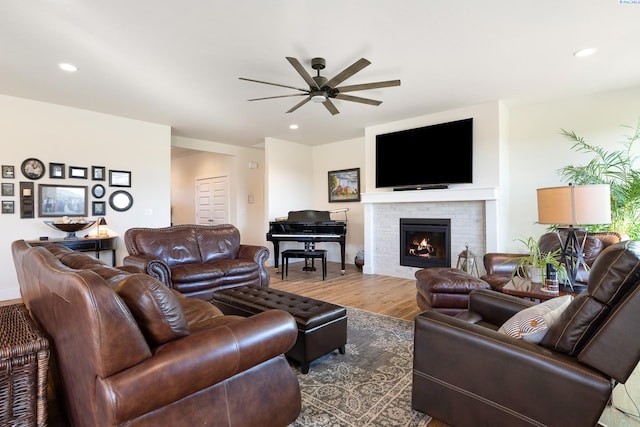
211,284,347,373
415,267,492,315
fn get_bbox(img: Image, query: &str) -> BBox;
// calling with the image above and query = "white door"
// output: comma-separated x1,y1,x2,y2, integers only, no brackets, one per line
195,176,229,225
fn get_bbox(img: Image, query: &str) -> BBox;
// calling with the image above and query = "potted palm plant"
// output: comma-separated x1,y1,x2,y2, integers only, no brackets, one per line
512,236,567,284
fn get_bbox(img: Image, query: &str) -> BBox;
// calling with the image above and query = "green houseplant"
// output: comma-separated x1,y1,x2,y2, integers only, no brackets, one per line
557,118,640,239
512,236,567,283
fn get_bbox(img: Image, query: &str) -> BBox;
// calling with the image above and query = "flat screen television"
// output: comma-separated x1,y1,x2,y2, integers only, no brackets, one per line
375,118,473,189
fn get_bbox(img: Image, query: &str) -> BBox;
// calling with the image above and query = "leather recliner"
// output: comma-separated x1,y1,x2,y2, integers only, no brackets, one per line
12,240,301,427
412,240,640,427
123,224,270,300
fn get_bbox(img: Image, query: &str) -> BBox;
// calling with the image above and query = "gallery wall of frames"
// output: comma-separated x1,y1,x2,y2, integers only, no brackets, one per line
1,158,133,218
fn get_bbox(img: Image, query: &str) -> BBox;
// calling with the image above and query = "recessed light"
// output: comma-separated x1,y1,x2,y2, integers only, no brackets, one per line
58,63,78,72
289,124,299,130
573,48,596,58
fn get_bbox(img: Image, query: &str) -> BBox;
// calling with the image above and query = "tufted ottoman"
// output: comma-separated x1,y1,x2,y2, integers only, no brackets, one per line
210,284,347,373
415,268,491,315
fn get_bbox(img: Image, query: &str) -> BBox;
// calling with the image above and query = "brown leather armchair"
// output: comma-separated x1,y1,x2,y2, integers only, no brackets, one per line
481,230,628,290
412,240,640,427
123,224,270,300
12,240,301,427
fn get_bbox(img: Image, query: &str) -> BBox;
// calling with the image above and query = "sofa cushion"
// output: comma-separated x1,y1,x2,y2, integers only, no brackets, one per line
498,295,573,343
542,241,640,354
133,227,202,266
171,259,260,284
115,274,189,346
196,225,240,263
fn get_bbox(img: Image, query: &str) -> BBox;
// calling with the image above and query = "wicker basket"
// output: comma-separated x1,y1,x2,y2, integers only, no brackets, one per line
0,304,49,427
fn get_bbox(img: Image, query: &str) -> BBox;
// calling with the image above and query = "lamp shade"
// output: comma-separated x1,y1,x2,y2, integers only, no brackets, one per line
537,184,611,225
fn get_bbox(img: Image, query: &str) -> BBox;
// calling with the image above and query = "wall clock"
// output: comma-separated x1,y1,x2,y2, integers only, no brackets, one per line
21,158,45,180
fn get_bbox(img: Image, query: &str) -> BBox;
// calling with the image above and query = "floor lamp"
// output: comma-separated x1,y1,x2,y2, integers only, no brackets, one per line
536,184,611,290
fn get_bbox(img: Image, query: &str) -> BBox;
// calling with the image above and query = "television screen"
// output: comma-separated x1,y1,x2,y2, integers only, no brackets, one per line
375,118,473,189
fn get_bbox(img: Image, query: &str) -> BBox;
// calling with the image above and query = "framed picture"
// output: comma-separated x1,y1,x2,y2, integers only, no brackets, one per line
1,183,14,196
49,163,65,179
69,166,88,179
2,165,14,179
92,184,105,199
92,201,106,216
38,184,88,217
109,170,131,187
328,168,361,202
21,158,45,180
2,200,14,214
92,166,105,181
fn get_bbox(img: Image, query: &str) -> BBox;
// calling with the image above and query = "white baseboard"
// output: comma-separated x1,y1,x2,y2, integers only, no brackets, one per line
0,286,21,302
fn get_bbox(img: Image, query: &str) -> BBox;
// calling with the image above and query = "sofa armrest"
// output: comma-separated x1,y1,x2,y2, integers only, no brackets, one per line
482,252,526,275
96,309,297,424
457,289,535,327
123,254,172,287
413,311,612,426
237,244,270,286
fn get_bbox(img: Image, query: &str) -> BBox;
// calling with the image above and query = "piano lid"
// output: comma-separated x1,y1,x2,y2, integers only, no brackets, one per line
286,210,331,222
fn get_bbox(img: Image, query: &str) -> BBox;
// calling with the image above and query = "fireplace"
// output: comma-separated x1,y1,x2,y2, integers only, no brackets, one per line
400,218,451,269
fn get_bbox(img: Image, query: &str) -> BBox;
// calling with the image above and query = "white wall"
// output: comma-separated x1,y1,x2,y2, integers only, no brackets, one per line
0,94,171,300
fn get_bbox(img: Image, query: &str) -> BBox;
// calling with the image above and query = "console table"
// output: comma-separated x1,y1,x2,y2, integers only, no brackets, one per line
27,236,117,266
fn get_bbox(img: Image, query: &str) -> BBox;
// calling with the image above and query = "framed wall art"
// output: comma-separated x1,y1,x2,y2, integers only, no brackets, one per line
328,168,361,203
49,163,65,179
92,201,106,216
1,183,14,196
21,158,45,180
92,184,105,199
109,170,131,187
69,166,88,179
2,200,14,214
92,166,105,181
38,184,88,217
2,165,14,179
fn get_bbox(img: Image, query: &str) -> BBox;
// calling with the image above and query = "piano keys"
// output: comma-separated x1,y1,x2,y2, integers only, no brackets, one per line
266,210,347,274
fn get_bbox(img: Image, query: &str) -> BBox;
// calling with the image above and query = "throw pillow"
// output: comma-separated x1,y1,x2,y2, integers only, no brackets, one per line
498,295,573,343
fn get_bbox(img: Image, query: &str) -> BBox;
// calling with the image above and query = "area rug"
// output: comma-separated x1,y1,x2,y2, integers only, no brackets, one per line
290,307,431,427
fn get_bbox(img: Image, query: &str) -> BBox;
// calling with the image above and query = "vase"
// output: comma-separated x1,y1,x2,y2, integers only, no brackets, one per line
355,250,365,270
528,266,544,283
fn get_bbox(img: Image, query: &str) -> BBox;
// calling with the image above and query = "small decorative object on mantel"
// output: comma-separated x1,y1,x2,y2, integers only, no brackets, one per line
456,243,479,277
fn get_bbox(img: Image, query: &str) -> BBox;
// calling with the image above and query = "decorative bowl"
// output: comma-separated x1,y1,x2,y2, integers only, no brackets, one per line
44,220,96,239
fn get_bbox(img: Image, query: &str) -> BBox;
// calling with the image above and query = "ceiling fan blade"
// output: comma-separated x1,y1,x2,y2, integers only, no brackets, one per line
334,93,382,106
336,79,401,93
286,96,311,113
323,98,340,115
248,93,308,101
324,58,371,88
286,57,319,89
239,77,308,93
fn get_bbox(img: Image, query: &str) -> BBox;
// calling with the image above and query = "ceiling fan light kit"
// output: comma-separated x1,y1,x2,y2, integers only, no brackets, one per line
240,56,400,115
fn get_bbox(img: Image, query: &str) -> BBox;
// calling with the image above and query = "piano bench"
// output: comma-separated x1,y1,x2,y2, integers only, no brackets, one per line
210,284,347,374
281,249,327,280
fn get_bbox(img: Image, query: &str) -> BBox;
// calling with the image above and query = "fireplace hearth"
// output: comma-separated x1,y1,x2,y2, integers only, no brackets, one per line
400,218,451,269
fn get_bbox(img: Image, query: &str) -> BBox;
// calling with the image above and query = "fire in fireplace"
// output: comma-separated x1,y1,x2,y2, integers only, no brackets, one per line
400,218,451,269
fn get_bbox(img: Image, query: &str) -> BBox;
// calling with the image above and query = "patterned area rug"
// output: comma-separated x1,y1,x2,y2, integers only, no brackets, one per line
290,307,431,427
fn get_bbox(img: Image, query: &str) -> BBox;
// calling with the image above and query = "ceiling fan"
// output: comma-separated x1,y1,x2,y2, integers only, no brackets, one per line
239,57,400,115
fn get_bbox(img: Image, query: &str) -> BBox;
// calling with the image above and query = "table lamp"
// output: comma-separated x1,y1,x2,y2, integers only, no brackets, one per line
96,217,108,236
536,184,611,289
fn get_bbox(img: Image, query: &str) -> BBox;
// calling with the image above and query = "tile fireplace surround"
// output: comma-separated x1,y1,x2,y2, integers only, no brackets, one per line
362,187,499,280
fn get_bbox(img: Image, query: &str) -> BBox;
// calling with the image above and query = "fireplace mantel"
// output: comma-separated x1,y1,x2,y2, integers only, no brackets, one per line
361,187,500,279
361,187,498,204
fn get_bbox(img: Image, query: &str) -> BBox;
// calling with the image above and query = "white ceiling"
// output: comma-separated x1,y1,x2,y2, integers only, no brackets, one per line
2,1,639,149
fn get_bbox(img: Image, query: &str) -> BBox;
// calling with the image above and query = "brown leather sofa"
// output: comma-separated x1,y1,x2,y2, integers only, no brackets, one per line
412,240,640,427
12,240,301,427
123,224,270,300
481,230,627,289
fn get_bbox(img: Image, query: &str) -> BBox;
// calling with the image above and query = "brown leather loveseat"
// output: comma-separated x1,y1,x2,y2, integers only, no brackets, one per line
123,224,270,300
11,240,301,427
481,230,627,290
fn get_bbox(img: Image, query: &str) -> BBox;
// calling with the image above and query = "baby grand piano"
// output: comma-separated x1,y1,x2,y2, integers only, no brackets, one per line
266,210,347,274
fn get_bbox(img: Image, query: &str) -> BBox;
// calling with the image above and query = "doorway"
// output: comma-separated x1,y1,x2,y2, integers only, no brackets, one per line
195,176,229,225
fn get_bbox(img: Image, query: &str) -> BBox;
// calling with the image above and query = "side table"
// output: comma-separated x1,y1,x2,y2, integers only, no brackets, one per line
500,277,578,302
0,303,49,427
